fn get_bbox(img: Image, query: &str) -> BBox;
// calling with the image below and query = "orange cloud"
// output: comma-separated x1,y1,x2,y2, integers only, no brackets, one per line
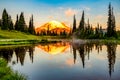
48,16,53,19
65,8,77,17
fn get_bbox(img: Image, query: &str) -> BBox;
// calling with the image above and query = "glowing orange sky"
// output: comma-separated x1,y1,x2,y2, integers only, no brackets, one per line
0,0,120,30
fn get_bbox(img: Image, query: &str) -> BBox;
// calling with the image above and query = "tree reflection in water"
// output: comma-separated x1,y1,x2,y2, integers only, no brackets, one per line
106,43,117,77
71,42,117,77
0,46,34,66
0,42,118,77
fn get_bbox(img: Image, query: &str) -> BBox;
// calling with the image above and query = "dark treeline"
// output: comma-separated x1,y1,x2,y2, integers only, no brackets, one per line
71,42,117,77
37,29,69,37
0,9,35,35
72,3,118,39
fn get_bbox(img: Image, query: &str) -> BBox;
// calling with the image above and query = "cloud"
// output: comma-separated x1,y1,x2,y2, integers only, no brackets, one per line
48,16,53,19
58,7,64,10
65,8,77,17
95,15,104,20
84,7,91,11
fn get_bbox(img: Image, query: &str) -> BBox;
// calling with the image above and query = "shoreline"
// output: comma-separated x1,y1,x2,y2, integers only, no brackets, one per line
0,39,63,45
0,38,120,45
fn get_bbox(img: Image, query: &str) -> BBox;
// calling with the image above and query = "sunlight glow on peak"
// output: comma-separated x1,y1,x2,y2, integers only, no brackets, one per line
48,20,67,29
35,20,71,34
49,20,61,24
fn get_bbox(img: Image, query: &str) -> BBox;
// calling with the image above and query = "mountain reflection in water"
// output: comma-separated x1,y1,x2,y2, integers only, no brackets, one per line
0,42,120,80
37,42,70,55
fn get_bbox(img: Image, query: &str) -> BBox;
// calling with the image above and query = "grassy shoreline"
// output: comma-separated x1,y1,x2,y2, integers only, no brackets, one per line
0,39,40,45
0,58,27,80
0,39,59,45
0,30,120,45
0,30,70,45
0,38,120,45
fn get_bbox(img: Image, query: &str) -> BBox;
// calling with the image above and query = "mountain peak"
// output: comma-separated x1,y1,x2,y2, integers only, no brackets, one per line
35,20,71,34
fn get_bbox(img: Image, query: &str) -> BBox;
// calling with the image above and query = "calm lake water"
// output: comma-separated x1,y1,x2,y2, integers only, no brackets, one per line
0,41,120,80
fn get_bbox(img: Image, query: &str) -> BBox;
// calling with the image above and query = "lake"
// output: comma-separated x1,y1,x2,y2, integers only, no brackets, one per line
0,41,120,80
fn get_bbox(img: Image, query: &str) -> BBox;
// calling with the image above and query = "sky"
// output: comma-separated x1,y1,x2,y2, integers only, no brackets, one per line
0,0,120,29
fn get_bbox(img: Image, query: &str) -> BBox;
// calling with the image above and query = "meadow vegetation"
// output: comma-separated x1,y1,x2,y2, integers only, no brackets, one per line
0,58,27,80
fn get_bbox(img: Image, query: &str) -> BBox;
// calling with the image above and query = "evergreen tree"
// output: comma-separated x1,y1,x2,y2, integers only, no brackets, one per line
28,15,35,34
36,32,40,36
46,25,50,35
42,30,46,35
63,30,67,36
78,11,85,30
15,14,19,30
107,3,117,37
99,25,103,38
107,3,112,37
18,12,26,32
78,11,85,38
100,25,102,33
90,25,94,38
94,23,100,38
1,9,9,30
8,15,14,30
97,23,100,31
111,7,117,37
72,15,76,33
87,19,90,34
54,30,57,36
0,19,2,28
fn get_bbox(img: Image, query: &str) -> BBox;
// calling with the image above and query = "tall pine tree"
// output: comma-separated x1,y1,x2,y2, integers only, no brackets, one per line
78,11,85,38
1,9,9,30
87,19,91,34
8,15,14,30
78,11,85,30
72,15,76,33
15,14,19,30
28,15,35,34
18,12,26,32
111,7,117,37
107,3,117,37
0,19,2,28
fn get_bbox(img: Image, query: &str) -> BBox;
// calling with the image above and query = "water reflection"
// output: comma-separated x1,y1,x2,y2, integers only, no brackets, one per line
71,42,117,77
37,42,70,55
0,42,70,65
72,42,94,68
107,44,117,77
0,46,34,66
0,42,119,79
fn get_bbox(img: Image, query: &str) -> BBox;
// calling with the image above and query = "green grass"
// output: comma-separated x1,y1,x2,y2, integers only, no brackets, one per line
0,30,70,45
0,30,70,39
0,40,41,45
0,30,42,45
0,58,27,80
0,30,39,39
